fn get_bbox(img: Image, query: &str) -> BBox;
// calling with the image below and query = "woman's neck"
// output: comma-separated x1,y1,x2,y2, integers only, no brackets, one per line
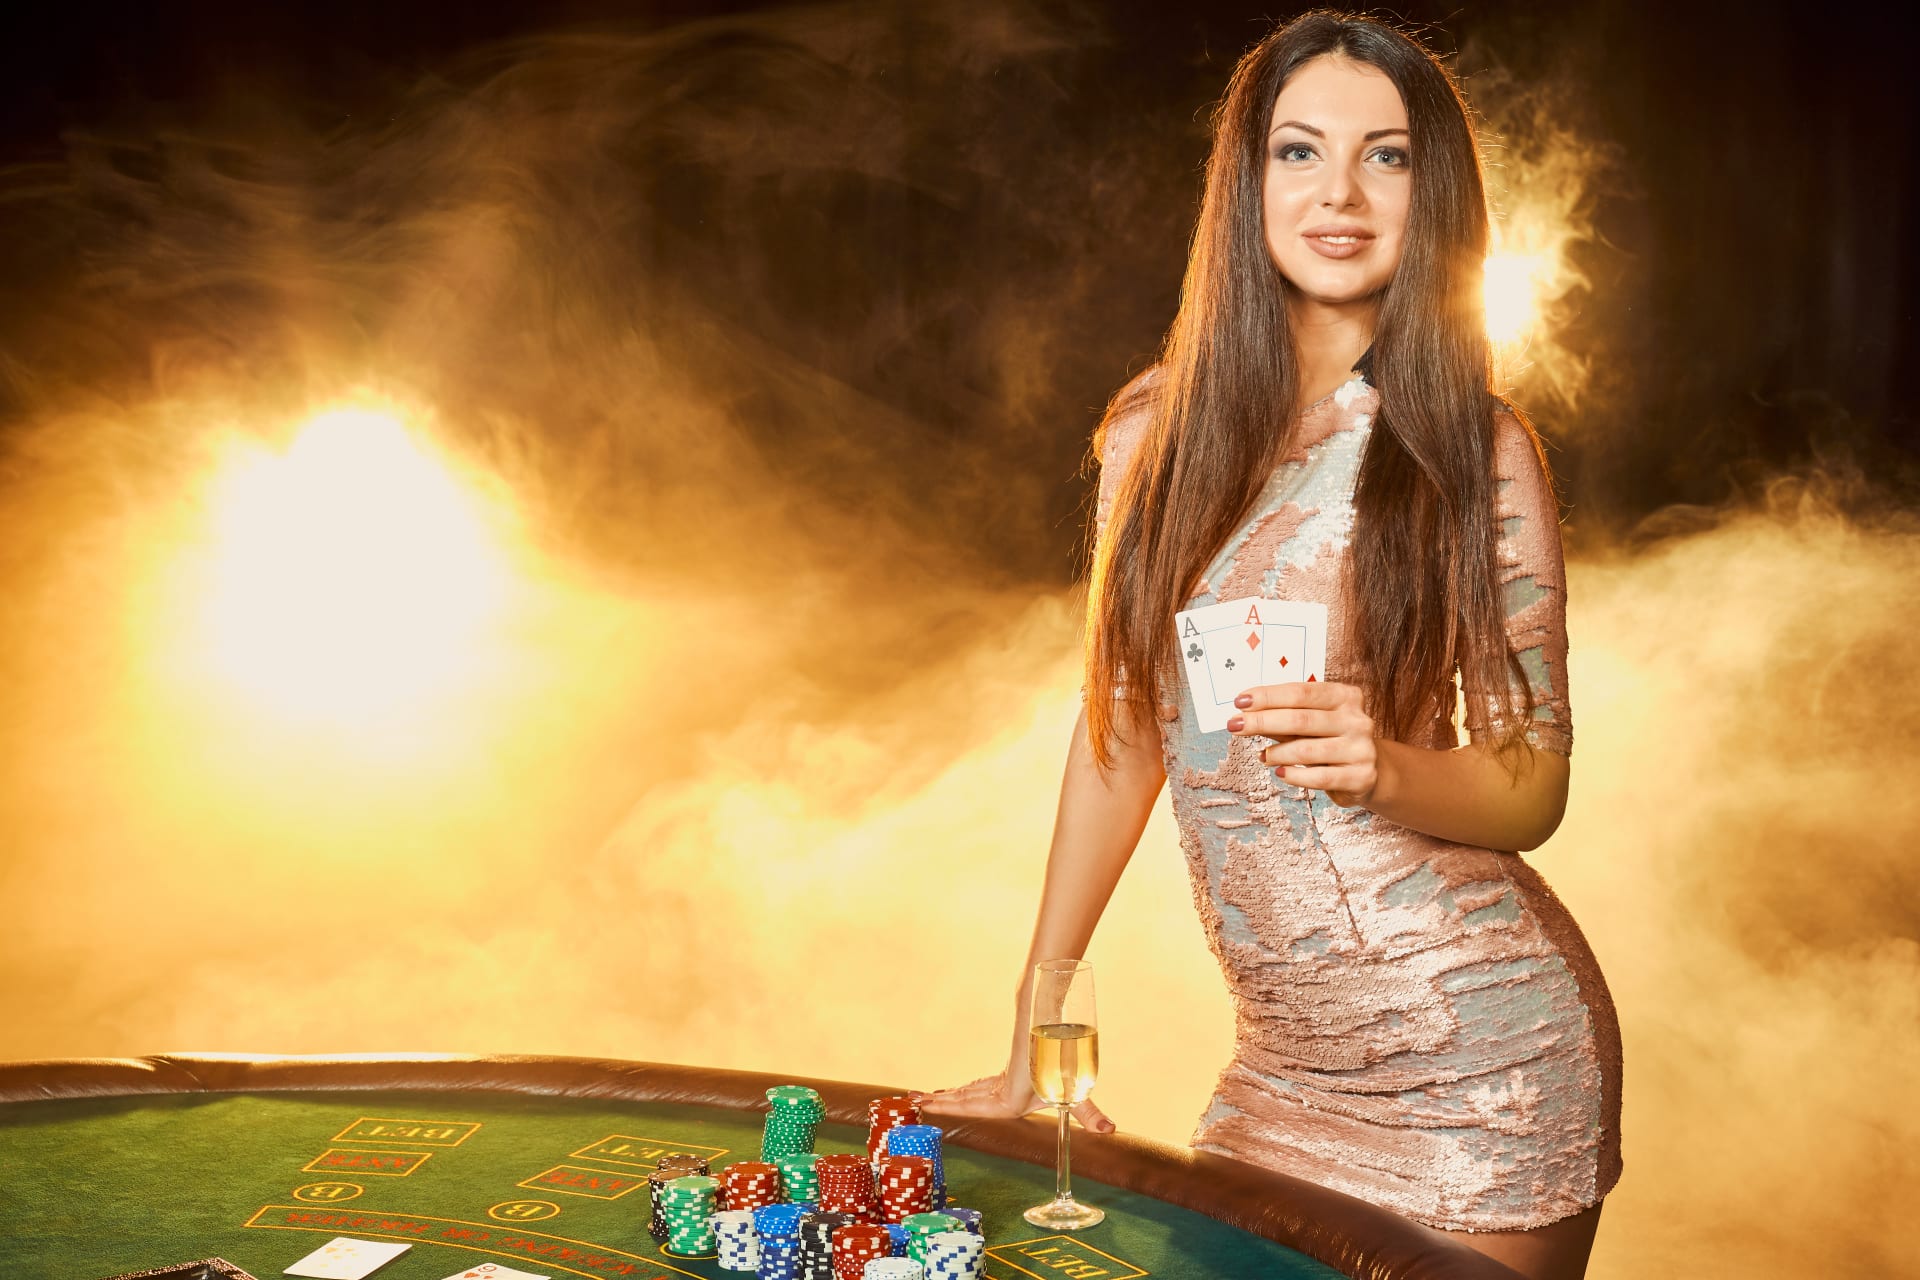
1288,295,1376,412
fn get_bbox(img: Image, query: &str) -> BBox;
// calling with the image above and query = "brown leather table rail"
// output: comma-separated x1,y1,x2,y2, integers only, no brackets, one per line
0,1053,1525,1280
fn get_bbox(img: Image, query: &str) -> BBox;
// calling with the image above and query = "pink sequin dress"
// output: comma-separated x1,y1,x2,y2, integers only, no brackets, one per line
1097,372,1622,1232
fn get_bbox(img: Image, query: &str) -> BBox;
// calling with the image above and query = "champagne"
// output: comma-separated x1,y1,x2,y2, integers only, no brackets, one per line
1024,961,1105,1230
1029,1022,1100,1105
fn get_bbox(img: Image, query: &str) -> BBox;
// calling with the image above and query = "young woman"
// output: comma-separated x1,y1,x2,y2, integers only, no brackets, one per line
924,13,1621,1280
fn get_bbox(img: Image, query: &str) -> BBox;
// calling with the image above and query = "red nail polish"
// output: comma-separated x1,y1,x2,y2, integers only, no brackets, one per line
1225,716,1244,732
1234,693,1253,708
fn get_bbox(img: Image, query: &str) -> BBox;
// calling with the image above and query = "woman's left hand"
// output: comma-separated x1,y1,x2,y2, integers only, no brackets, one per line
1225,680,1381,807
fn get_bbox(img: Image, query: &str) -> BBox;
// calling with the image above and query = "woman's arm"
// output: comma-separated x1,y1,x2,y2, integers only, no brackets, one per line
920,700,1165,1130
1369,736,1568,852
1025,701,1167,970
1230,680,1569,853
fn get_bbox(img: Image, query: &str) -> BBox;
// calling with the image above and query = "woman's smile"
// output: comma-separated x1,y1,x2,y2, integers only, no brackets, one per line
1300,223,1376,258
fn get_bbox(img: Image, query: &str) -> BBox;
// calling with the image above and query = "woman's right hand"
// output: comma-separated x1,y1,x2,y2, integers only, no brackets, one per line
917,1066,1116,1134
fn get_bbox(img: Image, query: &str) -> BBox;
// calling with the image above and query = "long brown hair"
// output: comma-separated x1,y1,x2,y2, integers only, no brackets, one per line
1086,11,1537,768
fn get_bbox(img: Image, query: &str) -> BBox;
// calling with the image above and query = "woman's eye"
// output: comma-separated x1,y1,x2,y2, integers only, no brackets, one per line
1369,146,1409,167
1274,143,1316,163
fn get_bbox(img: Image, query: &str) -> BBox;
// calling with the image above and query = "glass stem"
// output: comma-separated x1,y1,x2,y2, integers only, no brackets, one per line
1055,1103,1073,1204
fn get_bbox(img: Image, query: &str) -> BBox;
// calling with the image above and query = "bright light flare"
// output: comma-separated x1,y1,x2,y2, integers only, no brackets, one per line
1484,250,1548,347
189,406,513,730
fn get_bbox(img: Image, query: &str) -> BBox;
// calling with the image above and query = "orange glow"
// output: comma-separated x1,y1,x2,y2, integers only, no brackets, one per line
1484,249,1548,347
177,405,514,734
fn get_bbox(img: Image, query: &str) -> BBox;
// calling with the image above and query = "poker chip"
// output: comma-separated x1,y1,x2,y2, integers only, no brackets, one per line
865,1096,920,1174
659,1174,721,1258
815,1152,879,1220
876,1154,934,1224
753,1199,804,1280
756,1236,799,1280
713,1208,760,1273
762,1084,826,1162
649,1155,712,1242
920,1230,983,1280
754,1202,807,1239
901,1213,959,1268
739,1085,963,1280
936,1206,982,1235
775,1151,822,1205
881,1126,947,1209
723,1159,786,1212
830,1222,892,1280
795,1209,859,1280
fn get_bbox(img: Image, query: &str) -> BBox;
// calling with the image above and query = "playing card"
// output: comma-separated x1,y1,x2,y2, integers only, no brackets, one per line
436,1265,550,1280
283,1237,411,1279
1174,595,1328,732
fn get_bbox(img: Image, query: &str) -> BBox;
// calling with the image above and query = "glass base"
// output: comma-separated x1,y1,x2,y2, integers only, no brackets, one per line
1023,1196,1105,1231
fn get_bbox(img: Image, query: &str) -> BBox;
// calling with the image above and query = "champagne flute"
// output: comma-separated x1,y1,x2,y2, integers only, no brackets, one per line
1023,959,1105,1230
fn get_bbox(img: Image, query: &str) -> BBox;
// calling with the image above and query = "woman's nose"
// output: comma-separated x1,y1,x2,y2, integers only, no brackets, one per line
1319,163,1363,211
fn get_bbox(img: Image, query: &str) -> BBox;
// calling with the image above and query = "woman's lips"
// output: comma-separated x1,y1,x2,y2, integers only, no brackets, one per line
1302,228,1374,260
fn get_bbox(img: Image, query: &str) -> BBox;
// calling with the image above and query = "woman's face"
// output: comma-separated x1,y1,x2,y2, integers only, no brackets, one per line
1262,54,1412,315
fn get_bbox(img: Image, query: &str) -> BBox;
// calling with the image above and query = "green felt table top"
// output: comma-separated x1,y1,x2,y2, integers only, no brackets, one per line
0,1089,1343,1280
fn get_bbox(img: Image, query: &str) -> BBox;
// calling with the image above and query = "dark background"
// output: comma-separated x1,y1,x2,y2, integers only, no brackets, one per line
1,0,1915,580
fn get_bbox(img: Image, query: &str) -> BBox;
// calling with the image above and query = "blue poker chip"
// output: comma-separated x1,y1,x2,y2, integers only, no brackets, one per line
884,1222,910,1255
754,1236,798,1280
754,1202,806,1238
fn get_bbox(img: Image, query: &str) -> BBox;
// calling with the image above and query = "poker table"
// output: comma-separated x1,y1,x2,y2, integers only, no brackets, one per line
0,1055,1523,1280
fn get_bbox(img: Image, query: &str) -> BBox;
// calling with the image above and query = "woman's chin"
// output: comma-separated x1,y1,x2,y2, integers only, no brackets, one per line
1280,278,1387,318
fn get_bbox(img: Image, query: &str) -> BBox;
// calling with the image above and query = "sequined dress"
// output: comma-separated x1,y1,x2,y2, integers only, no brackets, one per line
1096,373,1622,1232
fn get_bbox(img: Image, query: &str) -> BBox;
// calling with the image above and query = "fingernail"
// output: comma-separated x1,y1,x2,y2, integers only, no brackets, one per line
1274,765,1286,777
1225,716,1244,733
1233,693,1253,708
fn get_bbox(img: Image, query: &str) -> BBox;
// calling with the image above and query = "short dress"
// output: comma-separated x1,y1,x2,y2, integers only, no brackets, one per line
1095,371,1622,1232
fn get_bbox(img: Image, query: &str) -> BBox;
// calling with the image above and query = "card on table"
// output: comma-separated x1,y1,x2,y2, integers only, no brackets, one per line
283,1237,411,1280
436,1266,550,1280
1174,595,1327,733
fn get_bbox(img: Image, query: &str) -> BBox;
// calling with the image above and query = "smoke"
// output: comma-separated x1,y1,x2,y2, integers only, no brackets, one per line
1459,42,1628,414
0,5,1915,1278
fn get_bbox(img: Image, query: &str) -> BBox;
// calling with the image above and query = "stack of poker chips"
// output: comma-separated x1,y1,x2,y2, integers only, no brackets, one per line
649,1154,713,1241
881,1126,946,1209
815,1152,880,1221
723,1160,785,1212
877,1155,935,1223
659,1175,721,1257
713,1209,760,1272
763,1085,826,1160
936,1207,982,1235
862,1263,924,1280
795,1210,859,1280
865,1097,919,1172
902,1214,960,1269
775,1152,822,1204
754,1203,805,1280
920,1231,984,1280
829,1223,892,1280
883,1223,910,1256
